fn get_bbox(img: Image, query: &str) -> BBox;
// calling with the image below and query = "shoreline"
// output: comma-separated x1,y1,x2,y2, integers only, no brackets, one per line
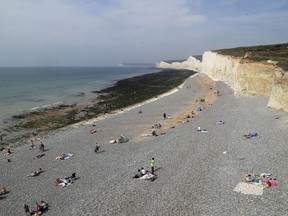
0,69,196,148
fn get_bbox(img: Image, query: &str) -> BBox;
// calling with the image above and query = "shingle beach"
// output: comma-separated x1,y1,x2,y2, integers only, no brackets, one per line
1,73,288,215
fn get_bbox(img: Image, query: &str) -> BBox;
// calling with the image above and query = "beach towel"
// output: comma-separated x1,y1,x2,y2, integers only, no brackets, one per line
233,182,263,196
56,153,74,160
63,153,73,159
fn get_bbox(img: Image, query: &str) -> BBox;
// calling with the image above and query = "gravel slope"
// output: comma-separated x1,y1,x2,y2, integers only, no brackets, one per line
1,73,287,216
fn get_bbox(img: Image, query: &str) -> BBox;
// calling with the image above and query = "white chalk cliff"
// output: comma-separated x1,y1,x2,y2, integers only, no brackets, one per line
157,51,288,112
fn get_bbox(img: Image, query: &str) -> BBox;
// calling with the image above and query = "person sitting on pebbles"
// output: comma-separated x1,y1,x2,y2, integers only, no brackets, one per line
39,142,45,152
0,187,8,195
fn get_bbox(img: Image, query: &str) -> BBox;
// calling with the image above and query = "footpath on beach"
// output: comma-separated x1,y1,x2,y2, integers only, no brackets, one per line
1,73,288,215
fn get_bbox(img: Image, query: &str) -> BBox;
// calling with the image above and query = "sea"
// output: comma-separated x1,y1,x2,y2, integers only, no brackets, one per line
0,66,159,130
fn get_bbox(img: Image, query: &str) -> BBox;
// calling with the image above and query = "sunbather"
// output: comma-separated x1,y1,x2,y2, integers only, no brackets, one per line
244,133,258,139
139,171,155,180
216,120,225,125
27,168,43,177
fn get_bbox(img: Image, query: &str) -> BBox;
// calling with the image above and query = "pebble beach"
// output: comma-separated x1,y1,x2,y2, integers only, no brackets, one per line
1,73,288,215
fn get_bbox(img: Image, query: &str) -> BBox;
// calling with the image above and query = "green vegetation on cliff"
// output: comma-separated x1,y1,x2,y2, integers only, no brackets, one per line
214,43,288,71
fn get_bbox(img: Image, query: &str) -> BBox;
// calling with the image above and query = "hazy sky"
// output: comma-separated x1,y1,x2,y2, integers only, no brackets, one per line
1,0,287,66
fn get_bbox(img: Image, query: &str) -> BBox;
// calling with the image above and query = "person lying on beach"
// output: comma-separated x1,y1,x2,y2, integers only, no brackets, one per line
139,171,155,180
3,148,12,156
110,139,119,144
40,200,49,211
197,127,208,132
90,129,97,134
0,187,8,195
56,178,73,187
216,120,225,125
27,168,43,177
244,133,258,139
56,153,74,160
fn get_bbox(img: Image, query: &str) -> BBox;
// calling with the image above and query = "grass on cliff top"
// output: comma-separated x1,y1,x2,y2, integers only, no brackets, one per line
214,43,288,71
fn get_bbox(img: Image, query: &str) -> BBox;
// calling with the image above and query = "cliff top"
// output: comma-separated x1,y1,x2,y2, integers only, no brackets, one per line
214,43,288,71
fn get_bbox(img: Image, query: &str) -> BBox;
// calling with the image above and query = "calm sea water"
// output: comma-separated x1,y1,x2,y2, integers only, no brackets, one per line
0,66,159,122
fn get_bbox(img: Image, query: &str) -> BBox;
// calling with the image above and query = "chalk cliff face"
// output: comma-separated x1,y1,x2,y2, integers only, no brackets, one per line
157,51,288,112
156,56,201,72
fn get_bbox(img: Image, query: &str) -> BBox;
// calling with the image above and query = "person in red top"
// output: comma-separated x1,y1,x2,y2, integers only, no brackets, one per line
35,202,41,212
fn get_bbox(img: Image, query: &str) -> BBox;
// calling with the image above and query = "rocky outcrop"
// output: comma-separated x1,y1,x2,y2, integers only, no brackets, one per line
157,51,288,112
156,56,201,72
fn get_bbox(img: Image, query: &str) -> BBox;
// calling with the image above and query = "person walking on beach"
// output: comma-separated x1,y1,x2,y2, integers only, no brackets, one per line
30,140,35,150
163,113,166,119
150,158,155,174
94,143,100,153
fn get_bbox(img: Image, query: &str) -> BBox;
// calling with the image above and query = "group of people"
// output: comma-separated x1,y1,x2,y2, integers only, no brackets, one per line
163,113,171,119
30,140,45,151
3,147,12,156
55,173,76,188
133,158,155,181
24,201,49,216
244,173,277,188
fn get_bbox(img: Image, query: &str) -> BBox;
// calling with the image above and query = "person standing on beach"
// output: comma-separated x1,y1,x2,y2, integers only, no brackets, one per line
30,140,35,150
163,113,166,119
150,158,155,174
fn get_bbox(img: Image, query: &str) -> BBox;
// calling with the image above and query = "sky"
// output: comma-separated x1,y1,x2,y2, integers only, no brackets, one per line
0,0,287,66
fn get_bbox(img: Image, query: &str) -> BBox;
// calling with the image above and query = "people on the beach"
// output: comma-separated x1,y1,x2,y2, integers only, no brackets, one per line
94,143,100,153
150,158,155,174
3,147,12,156
216,120,225,125
27,168,43,177
163,113,166,119
133,169,143,178
197,127,207,132
90,129,97,134
56,153,74,160
35,202,41,212
152,126,158,136
141,167,146,176
40,200,49,211
39,142,45,151
139,170,155,181
244,133,258,139
30,140,35,149
0,187,8,195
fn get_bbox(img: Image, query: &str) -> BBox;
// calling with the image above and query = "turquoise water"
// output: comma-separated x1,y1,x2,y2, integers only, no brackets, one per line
0,66,159,122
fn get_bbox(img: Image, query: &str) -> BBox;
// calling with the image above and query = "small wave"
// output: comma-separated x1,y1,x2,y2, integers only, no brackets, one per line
41,104,52,108
29,106,40,110
53,102,63,105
